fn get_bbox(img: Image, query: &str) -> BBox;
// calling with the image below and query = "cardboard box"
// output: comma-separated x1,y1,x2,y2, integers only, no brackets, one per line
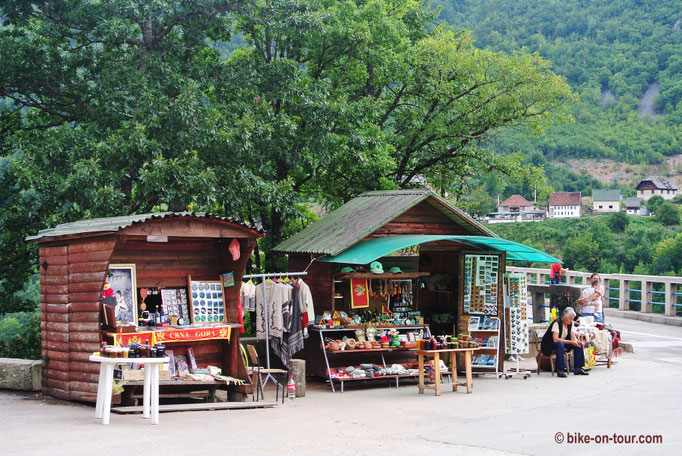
121,368,171,381
122,369,145,381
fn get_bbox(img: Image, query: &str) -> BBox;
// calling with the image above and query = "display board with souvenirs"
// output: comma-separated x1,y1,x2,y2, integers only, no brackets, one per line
188,277,226,324
503,273,529,354
463,255,499,315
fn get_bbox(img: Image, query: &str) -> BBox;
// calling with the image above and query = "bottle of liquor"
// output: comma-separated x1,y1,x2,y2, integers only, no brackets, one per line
287,376,296,401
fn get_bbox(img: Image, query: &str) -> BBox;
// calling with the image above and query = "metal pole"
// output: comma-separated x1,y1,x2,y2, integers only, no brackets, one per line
242,271,308,388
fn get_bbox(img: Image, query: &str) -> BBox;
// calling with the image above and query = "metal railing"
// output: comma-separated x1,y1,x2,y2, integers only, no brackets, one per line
506,266,682,317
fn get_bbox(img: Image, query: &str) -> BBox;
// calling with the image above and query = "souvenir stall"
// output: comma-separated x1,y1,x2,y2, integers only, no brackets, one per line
275,189,559,390
27,213,262,404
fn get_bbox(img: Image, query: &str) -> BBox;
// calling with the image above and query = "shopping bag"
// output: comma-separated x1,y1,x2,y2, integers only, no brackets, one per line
583,345,596,369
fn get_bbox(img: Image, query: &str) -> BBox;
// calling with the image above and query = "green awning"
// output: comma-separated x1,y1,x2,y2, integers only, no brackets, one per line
316,235,560,264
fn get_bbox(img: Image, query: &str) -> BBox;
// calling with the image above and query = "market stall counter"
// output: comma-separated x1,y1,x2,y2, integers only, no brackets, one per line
27,213,262,404
416,347,478,396
275,190,562,390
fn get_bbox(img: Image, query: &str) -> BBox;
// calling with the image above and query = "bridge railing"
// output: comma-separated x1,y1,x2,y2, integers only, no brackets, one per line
506,266,682,317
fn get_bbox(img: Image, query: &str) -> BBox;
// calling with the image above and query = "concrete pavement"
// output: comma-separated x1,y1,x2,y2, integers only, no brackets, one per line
2,315,681,455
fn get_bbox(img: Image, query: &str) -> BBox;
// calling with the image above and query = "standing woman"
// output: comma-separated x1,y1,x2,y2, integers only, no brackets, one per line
580,273,604,322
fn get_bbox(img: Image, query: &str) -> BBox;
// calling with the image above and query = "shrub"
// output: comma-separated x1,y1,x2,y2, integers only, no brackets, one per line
656,202,680,226
607,211,630,232
0,312,41,360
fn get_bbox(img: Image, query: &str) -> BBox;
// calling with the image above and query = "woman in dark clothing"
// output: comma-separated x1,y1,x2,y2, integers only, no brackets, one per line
541,307,589,377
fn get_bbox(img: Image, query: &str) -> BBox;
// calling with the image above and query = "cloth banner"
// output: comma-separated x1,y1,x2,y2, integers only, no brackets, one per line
350,278,369,309
115,326,231,346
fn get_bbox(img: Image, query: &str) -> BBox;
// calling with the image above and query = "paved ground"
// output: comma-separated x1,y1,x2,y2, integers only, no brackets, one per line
2,315,681,455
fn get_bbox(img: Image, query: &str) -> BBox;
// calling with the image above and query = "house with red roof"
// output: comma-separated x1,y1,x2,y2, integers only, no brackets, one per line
548,192,581,218
486,194,544,224
497,194,536,213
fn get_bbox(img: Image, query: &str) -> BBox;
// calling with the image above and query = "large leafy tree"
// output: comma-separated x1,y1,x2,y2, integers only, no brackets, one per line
1,0,575,311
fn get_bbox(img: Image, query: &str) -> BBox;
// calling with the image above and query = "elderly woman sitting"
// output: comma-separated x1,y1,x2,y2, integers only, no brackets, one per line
540,307,590,377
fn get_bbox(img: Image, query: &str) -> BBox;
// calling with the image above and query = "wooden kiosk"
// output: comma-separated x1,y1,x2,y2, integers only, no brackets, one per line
275,189,558,385
27,212,261,403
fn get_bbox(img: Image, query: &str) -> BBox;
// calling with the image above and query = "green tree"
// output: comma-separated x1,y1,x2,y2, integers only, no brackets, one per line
647,195,665,214
0,0,576,304
656,202,680,226
651,233,682,275
607,211,630,232
563,232,601,272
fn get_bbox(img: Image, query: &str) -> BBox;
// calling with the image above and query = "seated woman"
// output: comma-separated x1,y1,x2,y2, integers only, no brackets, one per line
580,274,604,323
540,307,589,377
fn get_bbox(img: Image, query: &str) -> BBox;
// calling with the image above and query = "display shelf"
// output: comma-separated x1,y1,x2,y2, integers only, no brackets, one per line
331,373,418,381
326,347,417,354
313,325,429,332
314,325,431,392
465,316,501,377
332,272,429,280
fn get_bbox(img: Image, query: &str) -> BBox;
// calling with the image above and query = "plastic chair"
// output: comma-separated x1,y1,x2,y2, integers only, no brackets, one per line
246,345,288,402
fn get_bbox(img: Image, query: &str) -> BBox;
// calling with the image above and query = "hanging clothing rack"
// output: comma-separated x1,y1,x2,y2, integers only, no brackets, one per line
242,271,308,388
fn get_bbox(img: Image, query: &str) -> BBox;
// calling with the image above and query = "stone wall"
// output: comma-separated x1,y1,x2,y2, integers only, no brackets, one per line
0,358,42,391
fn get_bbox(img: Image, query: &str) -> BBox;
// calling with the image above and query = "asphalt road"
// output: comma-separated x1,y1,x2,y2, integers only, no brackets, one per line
609,314,682,364
2,315,681,455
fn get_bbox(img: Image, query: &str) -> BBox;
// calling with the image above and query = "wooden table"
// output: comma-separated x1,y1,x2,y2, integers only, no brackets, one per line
89,355,169,425
416,348,478,396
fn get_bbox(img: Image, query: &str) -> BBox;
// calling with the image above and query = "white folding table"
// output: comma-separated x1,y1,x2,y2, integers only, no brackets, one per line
89,355,169,425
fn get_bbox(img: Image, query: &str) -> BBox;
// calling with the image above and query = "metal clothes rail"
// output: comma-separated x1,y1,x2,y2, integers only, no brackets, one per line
242,271,308,388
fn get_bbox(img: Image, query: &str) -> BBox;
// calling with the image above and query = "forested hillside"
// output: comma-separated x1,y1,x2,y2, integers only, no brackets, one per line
436,0,682,194
491,214,682,277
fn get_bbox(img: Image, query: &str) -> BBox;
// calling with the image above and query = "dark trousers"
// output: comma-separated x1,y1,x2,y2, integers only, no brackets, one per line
553,341,585,373
550,277,560,285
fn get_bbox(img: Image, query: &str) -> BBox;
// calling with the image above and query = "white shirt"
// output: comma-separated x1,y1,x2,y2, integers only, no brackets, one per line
581,286,603,314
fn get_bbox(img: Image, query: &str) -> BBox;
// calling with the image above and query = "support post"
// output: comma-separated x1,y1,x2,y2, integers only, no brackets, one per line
665,282,676,316
642,281,652,313
619,279,630,311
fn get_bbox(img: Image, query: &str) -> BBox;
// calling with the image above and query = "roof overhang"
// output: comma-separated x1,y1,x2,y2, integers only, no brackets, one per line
315,235,560,264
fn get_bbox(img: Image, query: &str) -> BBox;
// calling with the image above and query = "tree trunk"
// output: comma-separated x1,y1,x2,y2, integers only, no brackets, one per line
264,207,287,273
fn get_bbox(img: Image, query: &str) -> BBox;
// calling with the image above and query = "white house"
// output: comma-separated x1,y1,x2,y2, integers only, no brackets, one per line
548,192,581,218
592,189,621,213
497,195,536,213
487,194,544,224
636,177,678,200
625,197,649,216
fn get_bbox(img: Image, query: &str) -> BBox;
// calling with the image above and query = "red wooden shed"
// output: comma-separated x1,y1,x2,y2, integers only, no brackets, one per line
27,212,261,403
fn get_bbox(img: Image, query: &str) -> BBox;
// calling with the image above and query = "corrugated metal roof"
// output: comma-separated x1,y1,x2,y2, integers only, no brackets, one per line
625,197,641,208
592,189,621,201
274,189,495,256
26,212,262,242
636,177,678,191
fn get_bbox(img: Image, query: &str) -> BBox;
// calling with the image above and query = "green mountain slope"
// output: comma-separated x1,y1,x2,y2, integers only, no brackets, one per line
434,0,682,166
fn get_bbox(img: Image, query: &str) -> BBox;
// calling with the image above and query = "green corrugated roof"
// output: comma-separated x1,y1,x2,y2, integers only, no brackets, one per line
316,235,560,264
592,189,621,201
274,189,495,256
26,212,261,242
